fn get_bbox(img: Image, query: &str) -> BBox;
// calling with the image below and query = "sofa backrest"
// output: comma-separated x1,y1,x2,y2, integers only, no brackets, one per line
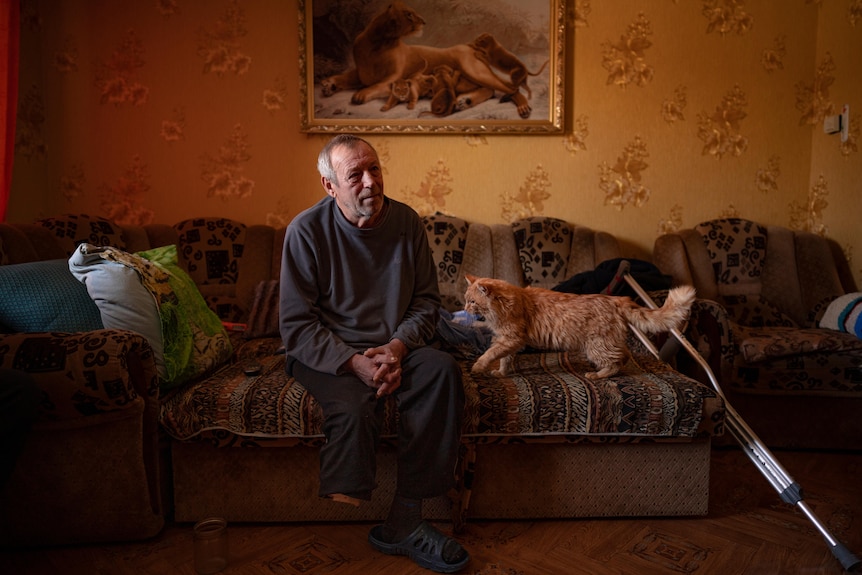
421,213,493,312
0,214,285,325
654,218,855,326
0,223,58,264
763,226,855,324
173,218,248,322
3,212,626,324
491,216,622,290
35,214,138,254
694,218,768,297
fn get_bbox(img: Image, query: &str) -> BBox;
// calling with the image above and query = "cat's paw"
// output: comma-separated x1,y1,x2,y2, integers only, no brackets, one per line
490,368,507,377
471,361,489,373
585,367,617,380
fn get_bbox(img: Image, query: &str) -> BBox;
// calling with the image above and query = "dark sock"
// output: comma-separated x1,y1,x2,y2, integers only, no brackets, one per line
382,494,422,542
441,538,468,564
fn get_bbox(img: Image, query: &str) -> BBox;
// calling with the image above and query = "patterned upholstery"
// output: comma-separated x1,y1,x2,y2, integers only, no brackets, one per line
0,330,159,422
36,214,128,256
2,211,729,529
244,279,279,339
160,336,723,443
695,218,766,296
735,325,862,366
174,218,247,321
721,294,797,328
0,328,164,545
423,213,471,312
512,217,572,287
658,218,862,408
690,218,862,390
731,324,862,400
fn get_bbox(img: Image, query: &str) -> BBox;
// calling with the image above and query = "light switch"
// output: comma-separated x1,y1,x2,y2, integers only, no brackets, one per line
840,104,849,143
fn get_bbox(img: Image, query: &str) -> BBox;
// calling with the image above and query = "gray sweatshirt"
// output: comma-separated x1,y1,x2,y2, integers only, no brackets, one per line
279,196,441,375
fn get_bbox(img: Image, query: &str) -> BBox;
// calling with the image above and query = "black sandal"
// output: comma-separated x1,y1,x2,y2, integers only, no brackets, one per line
368,520,470,573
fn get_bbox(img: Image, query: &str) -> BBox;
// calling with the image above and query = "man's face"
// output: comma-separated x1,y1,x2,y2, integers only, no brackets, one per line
322,142,385,228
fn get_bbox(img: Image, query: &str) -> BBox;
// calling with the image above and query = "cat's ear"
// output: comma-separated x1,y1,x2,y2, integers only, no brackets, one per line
465,274,477,286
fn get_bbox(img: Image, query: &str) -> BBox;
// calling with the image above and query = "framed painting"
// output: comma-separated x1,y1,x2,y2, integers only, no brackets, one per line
298,0,566,134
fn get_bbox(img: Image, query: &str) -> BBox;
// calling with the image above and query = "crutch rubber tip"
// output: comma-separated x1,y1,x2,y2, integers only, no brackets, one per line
831,542,861,571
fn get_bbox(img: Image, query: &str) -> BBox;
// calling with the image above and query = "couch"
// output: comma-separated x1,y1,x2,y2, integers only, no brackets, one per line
653,218,862,450
0,213,725,546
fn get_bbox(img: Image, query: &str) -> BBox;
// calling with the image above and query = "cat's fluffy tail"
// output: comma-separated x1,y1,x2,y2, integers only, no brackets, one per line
624,285,696,335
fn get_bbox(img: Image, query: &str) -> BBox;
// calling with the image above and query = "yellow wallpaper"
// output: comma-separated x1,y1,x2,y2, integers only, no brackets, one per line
9,0,862,285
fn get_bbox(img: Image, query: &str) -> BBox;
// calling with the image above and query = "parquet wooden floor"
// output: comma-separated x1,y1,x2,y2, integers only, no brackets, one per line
1,447,860,575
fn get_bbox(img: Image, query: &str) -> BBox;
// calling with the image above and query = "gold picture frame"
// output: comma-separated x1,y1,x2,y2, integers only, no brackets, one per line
299,0,566,134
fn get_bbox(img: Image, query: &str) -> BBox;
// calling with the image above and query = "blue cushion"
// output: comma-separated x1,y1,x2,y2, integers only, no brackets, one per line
0,259,104,333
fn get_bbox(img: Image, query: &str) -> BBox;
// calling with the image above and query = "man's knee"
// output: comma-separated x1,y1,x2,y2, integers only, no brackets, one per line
407,348,463,404
323,390,382,442
413,347,460,377
430,350,462,391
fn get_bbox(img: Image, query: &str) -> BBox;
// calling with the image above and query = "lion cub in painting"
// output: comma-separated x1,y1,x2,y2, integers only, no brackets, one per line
463,275,696,379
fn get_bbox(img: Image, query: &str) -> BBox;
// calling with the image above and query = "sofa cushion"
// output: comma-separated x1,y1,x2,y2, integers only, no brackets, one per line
174,218,247,321
461,345,721,438
512,217,573,288
731,335,862,397
36,214,128,257
245,279,279,339
695,218,767,296
423,213,471,312
69,245,167,377
70,243,232,388
735,324,862,364
159,337,723,442
0,259,104,333
138,244,234,386
722,294,797,328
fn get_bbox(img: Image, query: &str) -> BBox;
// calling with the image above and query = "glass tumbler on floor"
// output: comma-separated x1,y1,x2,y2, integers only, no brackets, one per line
193,517,228,574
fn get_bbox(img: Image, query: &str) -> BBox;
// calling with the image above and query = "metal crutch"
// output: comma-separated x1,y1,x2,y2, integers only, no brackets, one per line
619,264,861,572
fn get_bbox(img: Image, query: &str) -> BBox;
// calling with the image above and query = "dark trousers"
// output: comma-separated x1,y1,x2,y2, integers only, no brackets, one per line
288,346,464,501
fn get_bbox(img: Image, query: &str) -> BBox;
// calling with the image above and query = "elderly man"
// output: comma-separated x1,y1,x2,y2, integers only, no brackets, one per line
279,134,469,573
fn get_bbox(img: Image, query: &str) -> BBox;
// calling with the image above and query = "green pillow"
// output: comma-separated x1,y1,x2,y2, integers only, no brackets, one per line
138,244,233,386
0,259,104,333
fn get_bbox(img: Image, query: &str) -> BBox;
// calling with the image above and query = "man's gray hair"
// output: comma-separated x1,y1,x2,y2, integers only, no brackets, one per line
317,134,377,185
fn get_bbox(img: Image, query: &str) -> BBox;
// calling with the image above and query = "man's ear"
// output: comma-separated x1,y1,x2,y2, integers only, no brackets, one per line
321,176,336,197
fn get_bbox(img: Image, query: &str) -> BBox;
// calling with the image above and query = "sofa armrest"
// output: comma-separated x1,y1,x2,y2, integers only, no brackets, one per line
642,290,734,386
0,329,160,424
675,298,735,387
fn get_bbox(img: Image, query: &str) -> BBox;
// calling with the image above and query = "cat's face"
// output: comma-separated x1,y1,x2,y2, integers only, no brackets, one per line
464,274,493,317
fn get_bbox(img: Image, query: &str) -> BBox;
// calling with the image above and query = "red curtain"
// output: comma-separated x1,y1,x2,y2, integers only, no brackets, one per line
0,0,19,223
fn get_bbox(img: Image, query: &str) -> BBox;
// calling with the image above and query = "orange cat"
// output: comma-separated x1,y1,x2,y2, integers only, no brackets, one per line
463,275,696,379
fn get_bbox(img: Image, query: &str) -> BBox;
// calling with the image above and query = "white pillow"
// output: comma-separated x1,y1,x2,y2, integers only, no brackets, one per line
69,244,167,379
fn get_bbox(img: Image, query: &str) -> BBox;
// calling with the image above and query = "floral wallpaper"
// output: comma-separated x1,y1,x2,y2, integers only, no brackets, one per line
9,0,862,286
